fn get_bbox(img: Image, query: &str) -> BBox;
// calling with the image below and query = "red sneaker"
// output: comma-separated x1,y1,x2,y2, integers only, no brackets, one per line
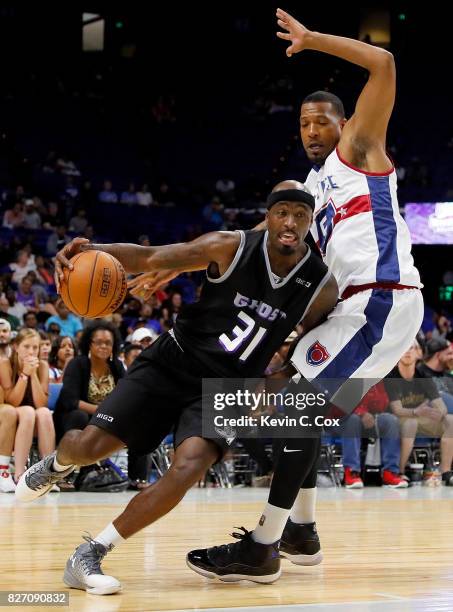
343,467,364,489
382,470,408,488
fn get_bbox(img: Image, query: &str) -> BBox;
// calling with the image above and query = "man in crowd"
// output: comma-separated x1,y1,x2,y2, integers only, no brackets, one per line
418,338,453,412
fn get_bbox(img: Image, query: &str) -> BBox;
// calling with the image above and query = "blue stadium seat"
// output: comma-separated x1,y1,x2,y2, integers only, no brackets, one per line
48,383,63,412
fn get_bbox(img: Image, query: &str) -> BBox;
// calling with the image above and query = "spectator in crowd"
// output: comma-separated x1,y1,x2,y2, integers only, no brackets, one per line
215,177,236,204
332,383,407,488
16,277,39,312
53,320,124,440
46,224,71,256
35,255,56,292
136,184,153,207
130,326,157,350
63,176,79,200
202,196,224,230
45,300,82,339
2,202,25,229
9,249,37,285
122,343,142,370
154,181,175,207
98,180,118,204
23,312,39,331
162,291,183,327
0,295,20,331
0,384,18,493
42,202,64,230
47,322,62,343
138,234,150,247
418,338,453,412
431,314,453,341
69,209,89,234
0,318,12,360
48,335,76,383
5,288,27,324
79,180,96,209
0,329,55,484
385,340,453,486
23,199,42,230
120,183,138,206
38,331,52,363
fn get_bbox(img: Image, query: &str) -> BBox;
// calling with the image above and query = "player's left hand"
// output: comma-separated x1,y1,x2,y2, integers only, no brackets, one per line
128,269,179,300
276,8,311,57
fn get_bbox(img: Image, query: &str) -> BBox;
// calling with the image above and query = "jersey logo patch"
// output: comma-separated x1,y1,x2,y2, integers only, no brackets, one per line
306,341,330,366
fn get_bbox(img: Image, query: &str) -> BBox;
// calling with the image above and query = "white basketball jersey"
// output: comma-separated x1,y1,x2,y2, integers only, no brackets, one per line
305,147,422,296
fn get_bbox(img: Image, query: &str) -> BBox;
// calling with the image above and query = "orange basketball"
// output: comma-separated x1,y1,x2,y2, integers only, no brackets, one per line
60,250,127,319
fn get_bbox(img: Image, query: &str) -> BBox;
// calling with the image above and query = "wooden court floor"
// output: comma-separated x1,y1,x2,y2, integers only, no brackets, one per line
1,488,452,611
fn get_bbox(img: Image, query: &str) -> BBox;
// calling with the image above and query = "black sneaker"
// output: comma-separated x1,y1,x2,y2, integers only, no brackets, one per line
442,470,453,486
279,519,323,565
186,527,281,584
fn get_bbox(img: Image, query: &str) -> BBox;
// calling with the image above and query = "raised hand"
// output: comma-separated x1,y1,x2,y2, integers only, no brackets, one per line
54,237,91,292
127,269,179,301
276,8,310,57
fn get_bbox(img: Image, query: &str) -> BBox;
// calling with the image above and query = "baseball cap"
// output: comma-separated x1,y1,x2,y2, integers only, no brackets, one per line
131,327,157,343
425,337,450,358
0,318,11,331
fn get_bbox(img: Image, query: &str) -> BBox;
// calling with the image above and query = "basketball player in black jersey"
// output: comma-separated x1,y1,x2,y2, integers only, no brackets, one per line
16,180,338,594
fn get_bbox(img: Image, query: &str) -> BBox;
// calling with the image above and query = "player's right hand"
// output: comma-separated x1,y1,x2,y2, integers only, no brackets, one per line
276,8,311,57
54,237,90,292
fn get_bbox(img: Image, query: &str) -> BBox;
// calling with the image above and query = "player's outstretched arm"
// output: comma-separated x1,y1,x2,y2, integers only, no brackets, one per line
276,8,395,157
55,231,241,291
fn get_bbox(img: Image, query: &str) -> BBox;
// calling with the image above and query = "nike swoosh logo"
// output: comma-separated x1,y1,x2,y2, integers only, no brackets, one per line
283,447,302,453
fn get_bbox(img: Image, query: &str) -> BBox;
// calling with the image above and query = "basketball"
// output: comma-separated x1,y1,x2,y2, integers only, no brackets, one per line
59,250,127,318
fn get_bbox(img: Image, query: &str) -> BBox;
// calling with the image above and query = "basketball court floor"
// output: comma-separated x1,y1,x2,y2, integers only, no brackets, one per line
1,487,452,611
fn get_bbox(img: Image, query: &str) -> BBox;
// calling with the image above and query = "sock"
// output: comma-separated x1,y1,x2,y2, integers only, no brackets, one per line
95,522,125,548
252,503,291,545
53,456,74,472
290,487,317,524
0,455,11,468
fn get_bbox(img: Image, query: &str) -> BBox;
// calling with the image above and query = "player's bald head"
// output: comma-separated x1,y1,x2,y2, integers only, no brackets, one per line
271,179,307,193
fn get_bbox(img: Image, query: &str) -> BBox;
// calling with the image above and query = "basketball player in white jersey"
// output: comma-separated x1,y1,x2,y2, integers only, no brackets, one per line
186,8,424,583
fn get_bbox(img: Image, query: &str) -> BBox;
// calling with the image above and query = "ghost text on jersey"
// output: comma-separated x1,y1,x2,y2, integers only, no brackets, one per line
233,292,287,322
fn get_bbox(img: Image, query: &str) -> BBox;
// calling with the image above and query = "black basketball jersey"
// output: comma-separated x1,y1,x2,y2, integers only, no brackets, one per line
173,230,330,377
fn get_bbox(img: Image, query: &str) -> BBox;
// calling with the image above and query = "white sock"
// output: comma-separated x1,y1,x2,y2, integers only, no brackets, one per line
95,522,125,548
252,503,291,545
0,455,11,468
53,456,74,472
290,487,317,524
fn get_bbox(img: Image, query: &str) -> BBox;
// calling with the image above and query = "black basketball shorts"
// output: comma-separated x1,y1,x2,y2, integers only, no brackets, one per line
89,332,229,456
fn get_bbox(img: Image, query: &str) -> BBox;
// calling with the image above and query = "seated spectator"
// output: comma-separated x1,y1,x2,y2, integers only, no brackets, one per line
120,183,138,205
5,288,27,325
0,329,55,484
45,300,82,339
130,326,157,350
331,383,406,488
215,177,235,203
98,180,118,204
23,311,39,330
16,277,39,312
384,340,453,486
47,321,62,343
122,343,142,370
431,314,452,341
42,202,64,230
0,391,17,492
23,200,42,230
69,209,88,234
35,255,56,292
48,335,76,382
0,295,20,331
53,321,123,438
154,181,175,207
162,291,183,327
136,184,153,207
202,196,224,231
38,331,52,363
46,224,71,256
9,249,37,285
0,318,12,359
2,202,25,229
418,338,453,413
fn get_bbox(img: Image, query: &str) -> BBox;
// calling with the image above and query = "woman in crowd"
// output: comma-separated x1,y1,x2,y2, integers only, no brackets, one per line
0,328,55,483
48,336,76,383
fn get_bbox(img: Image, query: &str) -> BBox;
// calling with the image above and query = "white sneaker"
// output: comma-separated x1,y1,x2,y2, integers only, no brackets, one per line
15,452,74,502
0,471,16,493
64,534,121,595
